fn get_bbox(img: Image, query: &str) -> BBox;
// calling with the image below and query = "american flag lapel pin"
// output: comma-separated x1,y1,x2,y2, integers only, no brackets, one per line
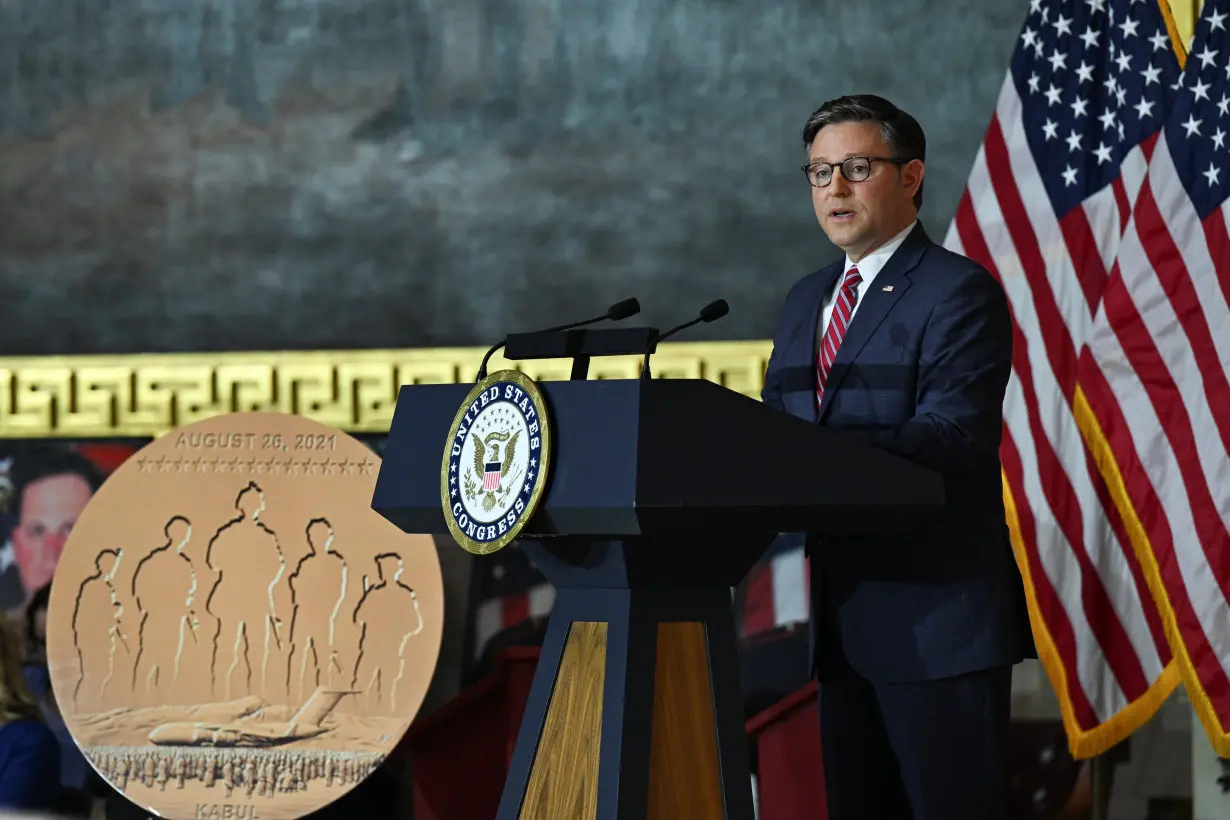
882,285,894,292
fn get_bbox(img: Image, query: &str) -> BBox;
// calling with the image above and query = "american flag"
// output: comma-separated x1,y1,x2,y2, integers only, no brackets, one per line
1079,0,1230,755
463,547,553,682
738,541,810,641
941,0,1227,758
483,460,502,491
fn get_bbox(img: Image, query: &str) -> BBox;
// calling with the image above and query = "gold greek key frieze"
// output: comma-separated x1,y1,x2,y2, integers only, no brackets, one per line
0,341,772,439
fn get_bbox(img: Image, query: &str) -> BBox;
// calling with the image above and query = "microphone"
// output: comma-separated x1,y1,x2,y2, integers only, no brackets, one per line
640,299,730,378
475,297,641,381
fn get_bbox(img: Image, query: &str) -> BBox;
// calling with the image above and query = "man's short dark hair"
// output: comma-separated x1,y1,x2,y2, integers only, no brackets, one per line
8,445,104,517
802,94,927,209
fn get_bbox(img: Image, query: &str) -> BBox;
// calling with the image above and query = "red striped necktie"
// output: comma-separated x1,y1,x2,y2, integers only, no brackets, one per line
815,266,863,406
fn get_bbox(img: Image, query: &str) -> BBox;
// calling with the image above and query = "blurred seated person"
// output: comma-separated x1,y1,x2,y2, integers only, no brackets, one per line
22,583,99,817
0,614,59,812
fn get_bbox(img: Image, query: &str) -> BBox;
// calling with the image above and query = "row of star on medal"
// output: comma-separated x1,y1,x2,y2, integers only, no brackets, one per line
135,455,377,476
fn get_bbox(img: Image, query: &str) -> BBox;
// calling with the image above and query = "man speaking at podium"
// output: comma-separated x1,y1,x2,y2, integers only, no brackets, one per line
761,94,1032,820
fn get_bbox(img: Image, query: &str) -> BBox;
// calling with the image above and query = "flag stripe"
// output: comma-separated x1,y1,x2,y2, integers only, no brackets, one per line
999,420,1101,730
740,548,811,640
741,565,776,638
1079,432,1171,660
1078,182,1118,305
974,119,1163,693
991,91,1092,375
1087,345,1230,713
1112,180,1132,235
529,584,555,618
472,582,555,660
771,548,809,627
1073,139,1154,310
1144,177,1230,459
955,180,1144,720
1077,340,1226,708
1219,204,1230,272
945,0,1196,758
1211,203,1230,304
1002,368,1134,719
993,77,1111,338
502,593,529,627
1095,187,1230,695
1116,177,1230,618
1059,148,1180,671
952,182,1110,719
1069,0,1230,753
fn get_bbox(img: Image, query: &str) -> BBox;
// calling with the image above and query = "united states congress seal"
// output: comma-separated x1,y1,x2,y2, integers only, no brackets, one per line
441,370,551,555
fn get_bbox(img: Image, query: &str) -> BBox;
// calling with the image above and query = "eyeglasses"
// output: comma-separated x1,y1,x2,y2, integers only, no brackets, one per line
801,156,907,188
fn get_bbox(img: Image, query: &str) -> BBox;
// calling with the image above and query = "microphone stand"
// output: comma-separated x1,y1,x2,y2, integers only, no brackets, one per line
476,298,640,382
641,300,729,379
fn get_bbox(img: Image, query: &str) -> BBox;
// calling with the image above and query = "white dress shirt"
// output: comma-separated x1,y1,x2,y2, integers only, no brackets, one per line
816,220,917,351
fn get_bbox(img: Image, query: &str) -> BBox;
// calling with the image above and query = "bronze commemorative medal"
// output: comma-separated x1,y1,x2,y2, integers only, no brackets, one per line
441,370,553,556
46,412,445,820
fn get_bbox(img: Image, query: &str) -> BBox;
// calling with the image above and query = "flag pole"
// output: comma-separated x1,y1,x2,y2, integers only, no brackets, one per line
1089,739,1132,820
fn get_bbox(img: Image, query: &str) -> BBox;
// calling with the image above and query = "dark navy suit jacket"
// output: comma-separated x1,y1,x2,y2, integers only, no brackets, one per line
0,717,60,812
761,223,1034,684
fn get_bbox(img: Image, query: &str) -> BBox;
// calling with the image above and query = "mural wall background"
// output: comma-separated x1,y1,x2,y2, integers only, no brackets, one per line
0,0,1023,356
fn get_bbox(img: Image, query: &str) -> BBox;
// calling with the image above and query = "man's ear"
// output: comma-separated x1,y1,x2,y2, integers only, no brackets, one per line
902,159,925,199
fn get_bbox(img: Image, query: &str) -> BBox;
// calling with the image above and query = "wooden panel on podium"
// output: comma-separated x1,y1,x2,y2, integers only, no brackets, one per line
519,622,608,820
648,622,723,819
495,561,754,820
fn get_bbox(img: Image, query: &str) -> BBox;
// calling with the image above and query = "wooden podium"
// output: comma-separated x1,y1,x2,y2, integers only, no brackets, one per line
372,356,942,819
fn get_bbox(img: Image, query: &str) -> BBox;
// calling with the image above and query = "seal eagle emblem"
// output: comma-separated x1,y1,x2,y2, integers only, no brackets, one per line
441,370,551,555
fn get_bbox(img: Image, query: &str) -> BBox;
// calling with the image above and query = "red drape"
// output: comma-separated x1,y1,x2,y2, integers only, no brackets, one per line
746,680,827,820
402,647,539,820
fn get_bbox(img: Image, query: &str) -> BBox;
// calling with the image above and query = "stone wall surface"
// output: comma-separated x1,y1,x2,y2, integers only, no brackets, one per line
0,0,1022,355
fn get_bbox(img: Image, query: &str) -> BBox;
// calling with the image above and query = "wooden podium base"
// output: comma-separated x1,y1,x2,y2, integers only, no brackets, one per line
497,541,756,820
